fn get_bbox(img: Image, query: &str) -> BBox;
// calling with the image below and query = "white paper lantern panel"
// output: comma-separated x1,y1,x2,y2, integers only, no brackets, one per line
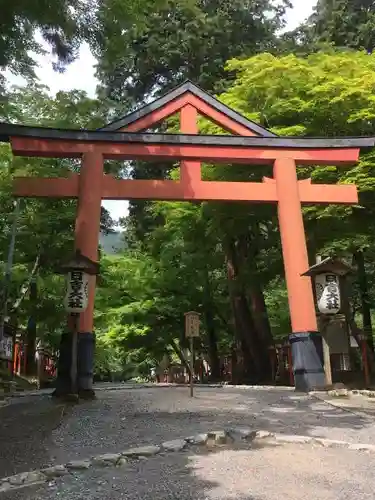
315,273,341,315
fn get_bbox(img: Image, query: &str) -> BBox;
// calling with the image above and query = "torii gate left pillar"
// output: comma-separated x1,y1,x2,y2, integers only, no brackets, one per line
53,152,103,398
75,152,103,396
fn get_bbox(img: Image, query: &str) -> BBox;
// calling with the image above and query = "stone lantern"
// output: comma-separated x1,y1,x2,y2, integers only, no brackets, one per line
302,256,352,386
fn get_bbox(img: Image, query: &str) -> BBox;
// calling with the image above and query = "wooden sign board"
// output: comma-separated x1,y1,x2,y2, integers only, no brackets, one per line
0,334,13,361
185,311,200,338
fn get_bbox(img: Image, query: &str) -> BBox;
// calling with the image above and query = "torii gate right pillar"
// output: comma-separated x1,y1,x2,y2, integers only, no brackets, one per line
274,158,325,391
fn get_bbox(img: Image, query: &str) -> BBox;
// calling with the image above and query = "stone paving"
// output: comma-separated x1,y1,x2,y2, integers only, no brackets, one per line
1,385,375,499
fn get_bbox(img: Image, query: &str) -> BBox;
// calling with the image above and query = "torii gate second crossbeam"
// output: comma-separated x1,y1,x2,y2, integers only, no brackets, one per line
0,81,373,395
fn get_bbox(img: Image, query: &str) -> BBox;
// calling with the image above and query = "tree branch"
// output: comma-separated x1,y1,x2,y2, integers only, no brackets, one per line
170,338,191,375
11,254,40,312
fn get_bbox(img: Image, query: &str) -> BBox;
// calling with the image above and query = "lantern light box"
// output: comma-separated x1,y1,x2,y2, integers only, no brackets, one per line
302,257,352,316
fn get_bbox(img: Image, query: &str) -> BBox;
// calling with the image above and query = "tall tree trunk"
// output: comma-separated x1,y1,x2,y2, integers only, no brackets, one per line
248,282,273,347
236,234,271,379
353,250,374,355
237,232,274,349
225,237,268,382
25,279,37,376
230,298,255,380
204,308,221,380
341,276,375,372
203,266,221,381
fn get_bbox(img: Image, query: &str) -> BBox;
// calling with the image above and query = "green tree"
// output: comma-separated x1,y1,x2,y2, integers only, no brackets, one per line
110,51,375,381
0,0,96,84
285,1,375,53
311,0,375,51
0,0,162,96
0,84,115,369
95,0,292,250
95,0,291,102
219,51,375,352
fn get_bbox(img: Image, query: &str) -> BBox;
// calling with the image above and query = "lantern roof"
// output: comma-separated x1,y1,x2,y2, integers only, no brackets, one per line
58,249,100,275
301,257,352,277
184,311,201,316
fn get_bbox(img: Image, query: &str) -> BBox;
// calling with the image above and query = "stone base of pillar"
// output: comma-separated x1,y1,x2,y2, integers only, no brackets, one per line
52,331,96,400
290,332,326,392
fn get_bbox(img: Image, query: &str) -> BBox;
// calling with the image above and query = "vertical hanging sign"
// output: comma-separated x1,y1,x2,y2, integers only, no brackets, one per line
64,271,89,313
185,311,200,338
0,334,13,360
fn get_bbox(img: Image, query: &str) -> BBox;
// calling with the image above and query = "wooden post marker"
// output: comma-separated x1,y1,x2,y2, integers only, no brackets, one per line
185,311,200,397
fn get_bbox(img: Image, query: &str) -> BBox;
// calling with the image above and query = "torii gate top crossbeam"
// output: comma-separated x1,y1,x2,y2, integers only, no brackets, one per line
0,123,373,165
1,122,374,149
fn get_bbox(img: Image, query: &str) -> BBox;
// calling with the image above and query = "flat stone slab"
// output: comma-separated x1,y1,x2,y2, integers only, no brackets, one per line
253,430,274,440
41,465,69,478
91,453,121,465
207,430,230,445
351,389,375,397
66,460,91,470
8,471,46,486
162,439,187,452
0,482,11,492
186,433,208,445
121,445,160,457
328,388,349,398
228,427,254,440
0,479,46,493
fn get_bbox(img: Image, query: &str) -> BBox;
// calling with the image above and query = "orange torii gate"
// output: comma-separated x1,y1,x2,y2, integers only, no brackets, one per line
0,81,373,394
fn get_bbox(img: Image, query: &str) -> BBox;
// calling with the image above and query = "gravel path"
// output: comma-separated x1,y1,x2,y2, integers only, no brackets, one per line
2,442,375,500
1,385,375,492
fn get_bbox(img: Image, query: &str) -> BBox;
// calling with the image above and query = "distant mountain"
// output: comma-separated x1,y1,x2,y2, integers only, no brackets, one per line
99,231,126,255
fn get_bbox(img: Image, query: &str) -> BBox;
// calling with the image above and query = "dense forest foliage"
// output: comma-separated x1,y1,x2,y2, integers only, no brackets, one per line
1,0,375,383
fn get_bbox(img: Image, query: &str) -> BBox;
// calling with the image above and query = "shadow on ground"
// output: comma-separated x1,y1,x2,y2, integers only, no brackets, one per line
2,439,375,500
0,386,374,479
0,399,67,477
0,439,280,500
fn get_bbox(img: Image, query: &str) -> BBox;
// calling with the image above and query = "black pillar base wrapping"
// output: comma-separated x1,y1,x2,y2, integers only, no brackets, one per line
53,332,72,397
290,332,326,392
77,332,96,396
52,331,96,399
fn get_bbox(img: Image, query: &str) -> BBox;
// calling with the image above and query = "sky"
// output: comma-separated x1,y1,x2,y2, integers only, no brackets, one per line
4,0,317,226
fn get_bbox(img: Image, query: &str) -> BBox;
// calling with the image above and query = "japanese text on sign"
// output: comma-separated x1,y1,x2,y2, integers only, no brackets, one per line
185,312,200,338
316,273,341,315
64,271,89,313
0,335,13,360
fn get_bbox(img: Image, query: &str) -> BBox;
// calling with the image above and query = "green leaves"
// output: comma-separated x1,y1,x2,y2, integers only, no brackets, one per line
94,0,290,101
0,85,118,355
309,0,375,52
6,0,375,377
0,0,97,81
